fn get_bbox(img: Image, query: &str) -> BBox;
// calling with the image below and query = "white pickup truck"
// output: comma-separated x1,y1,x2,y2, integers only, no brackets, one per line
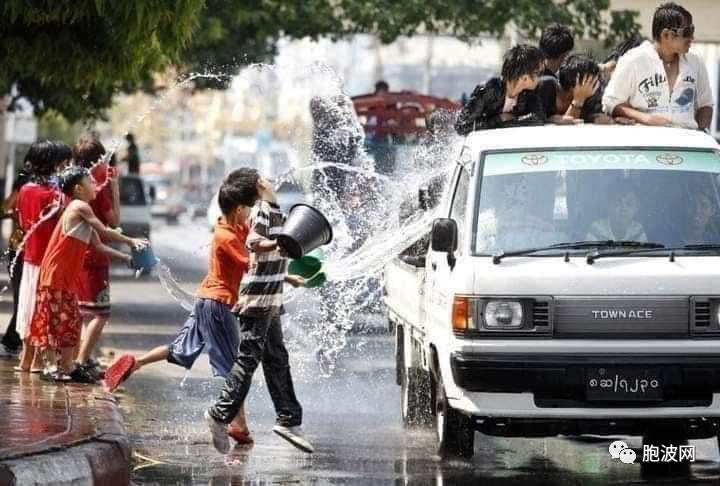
384,125,720,459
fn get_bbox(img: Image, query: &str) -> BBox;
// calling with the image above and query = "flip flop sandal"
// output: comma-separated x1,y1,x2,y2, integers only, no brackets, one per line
30,368,43,373
39,371,71,383
103,354,137,392
13,366,29,373
227,425,254,445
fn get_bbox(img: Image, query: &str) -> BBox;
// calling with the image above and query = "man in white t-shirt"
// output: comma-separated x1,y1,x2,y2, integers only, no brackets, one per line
602,2,713,131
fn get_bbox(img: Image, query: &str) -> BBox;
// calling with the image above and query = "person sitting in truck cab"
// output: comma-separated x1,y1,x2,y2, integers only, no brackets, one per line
587,181,648,242
681,189,720,244
486,177,567,252
455,45,546,135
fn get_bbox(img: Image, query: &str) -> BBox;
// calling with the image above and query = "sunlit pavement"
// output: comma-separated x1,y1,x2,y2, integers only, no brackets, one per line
6,217,720,484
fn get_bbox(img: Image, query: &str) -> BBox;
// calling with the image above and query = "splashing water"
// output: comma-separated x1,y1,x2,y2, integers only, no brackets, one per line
98,63,457,379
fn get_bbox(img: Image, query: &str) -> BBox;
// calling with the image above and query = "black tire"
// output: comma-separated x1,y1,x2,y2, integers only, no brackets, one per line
434,372,474,459
395,326,404,386
401,367,434,427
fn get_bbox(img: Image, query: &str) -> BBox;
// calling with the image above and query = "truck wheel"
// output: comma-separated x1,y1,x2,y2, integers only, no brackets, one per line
434,373,474,459
395,326,404,386
401,367,433,427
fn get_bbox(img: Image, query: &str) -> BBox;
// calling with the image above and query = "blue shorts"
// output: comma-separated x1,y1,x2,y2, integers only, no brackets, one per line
167,298,239,377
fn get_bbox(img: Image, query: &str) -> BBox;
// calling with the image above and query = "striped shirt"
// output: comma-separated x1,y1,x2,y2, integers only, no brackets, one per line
236,201,287,317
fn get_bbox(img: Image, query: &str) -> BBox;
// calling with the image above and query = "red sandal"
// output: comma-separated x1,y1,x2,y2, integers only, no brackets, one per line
103,354,137,392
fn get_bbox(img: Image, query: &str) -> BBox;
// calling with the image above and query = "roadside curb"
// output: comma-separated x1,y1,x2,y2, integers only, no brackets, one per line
0,387,130,486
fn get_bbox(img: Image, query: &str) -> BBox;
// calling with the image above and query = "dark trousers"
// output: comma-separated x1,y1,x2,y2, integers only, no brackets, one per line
210,314,302,427
1,251,22,350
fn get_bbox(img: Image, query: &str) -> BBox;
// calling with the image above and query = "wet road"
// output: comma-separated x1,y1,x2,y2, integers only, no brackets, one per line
86,218,720,484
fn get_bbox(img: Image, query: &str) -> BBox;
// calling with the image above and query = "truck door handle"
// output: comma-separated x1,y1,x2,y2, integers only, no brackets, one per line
431,262,437,270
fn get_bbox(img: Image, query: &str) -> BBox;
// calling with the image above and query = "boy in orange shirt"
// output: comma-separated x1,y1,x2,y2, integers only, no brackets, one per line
105,168,259,444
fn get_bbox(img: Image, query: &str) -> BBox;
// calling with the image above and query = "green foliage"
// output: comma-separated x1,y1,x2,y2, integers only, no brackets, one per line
37,110,86,144
1,0,640,121
0,0,205,121
181,0,641,80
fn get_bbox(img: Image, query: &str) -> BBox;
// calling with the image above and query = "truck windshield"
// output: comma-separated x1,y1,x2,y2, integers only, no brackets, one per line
474,149,720,256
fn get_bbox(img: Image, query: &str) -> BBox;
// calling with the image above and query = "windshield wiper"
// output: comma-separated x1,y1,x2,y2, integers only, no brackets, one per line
587,243,720,263
492,240,659,264
586,240,666,264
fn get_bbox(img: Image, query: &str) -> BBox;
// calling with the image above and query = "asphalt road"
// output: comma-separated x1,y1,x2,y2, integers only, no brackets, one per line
8,215,720,485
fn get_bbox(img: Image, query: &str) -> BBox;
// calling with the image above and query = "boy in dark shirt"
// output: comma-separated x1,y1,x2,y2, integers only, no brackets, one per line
535,54,611,124
455,44,546,135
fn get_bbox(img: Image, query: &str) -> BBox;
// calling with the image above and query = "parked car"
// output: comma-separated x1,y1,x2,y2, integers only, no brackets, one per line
145,175,185,224
384,125,720,459
119,175,151,239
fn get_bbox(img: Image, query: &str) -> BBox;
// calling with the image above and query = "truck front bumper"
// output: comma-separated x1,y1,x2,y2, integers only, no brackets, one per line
446,339,720,421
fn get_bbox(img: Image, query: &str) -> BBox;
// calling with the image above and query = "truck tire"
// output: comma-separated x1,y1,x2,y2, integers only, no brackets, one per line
401,367,433,427
434,373,475,459
395,326,404,386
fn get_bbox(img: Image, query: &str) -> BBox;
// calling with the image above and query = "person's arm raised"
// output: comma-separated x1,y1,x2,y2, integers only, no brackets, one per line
76,202,147,250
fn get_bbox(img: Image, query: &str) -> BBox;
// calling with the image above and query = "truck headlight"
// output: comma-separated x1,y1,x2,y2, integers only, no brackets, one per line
484,301,523,328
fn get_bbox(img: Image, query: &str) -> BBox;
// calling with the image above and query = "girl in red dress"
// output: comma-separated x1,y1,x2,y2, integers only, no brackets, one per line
29,166,147,383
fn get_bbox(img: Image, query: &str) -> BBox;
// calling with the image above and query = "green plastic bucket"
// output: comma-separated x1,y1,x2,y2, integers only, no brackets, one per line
288,249,327,288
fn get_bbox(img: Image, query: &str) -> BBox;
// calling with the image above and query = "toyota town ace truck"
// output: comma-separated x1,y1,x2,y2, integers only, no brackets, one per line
384,125,720,458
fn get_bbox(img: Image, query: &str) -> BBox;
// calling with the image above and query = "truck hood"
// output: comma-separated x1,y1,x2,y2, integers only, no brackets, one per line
461,255,720,296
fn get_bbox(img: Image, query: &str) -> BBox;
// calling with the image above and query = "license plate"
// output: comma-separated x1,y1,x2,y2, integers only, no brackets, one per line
586,367,663,401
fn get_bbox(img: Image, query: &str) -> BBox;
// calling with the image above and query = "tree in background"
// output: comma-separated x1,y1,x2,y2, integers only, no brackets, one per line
1,0,640,121
1,1,204,121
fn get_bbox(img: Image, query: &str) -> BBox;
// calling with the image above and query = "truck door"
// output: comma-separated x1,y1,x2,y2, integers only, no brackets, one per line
425,164,471,329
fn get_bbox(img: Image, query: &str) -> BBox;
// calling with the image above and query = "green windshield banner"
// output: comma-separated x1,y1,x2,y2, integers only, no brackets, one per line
483,150,720,176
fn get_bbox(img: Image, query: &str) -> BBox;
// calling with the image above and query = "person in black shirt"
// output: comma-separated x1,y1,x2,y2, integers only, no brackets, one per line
123,133,141,174
1,168,32,354
536,54,612,124
455,44,546,135
539,24,575,77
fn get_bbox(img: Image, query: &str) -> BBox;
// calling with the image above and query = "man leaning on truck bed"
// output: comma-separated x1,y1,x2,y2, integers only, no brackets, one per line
602,2,713,131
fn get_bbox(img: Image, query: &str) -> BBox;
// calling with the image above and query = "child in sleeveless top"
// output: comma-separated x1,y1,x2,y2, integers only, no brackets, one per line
29,166,148,383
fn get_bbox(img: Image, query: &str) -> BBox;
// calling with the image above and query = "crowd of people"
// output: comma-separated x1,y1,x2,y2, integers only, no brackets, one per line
455,2,713,135
0,137,146,382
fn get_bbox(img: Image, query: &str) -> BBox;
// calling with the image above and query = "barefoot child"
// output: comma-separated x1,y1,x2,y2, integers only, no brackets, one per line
105,169,259,445
204,175,310,454
29,166,147,383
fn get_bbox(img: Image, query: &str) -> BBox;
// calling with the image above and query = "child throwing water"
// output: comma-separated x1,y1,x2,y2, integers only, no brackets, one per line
204,173,311,454
29,166,147,383
105,169,259,445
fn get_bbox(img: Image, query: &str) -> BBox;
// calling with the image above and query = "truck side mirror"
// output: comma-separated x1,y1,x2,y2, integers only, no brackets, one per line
148,185,157,203
431,218,458,254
